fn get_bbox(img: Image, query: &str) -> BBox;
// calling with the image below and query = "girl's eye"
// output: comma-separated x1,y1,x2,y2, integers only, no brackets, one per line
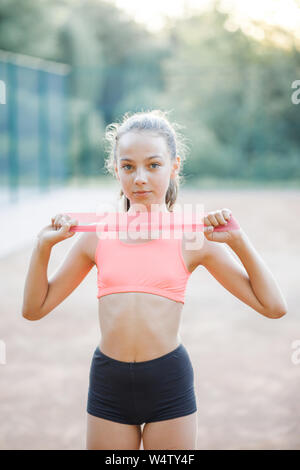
122,163,160,170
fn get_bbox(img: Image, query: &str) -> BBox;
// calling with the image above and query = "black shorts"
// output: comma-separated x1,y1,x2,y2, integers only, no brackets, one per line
87,343,197,425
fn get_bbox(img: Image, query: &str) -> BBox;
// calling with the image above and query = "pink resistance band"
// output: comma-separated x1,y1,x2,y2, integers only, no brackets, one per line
63,212,240,233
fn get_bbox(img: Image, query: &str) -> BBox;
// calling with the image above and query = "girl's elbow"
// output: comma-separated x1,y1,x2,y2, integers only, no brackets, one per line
270,299,288,319
256,303,288,319
22,310,43,321
265,307,288,319
271,310,287,319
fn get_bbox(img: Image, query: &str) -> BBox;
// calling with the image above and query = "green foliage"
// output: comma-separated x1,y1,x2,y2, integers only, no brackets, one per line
0,0,299,183
0,0,58,59
160,9,300,181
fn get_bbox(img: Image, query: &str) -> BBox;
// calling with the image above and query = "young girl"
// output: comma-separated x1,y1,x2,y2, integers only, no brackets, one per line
22,110,288,450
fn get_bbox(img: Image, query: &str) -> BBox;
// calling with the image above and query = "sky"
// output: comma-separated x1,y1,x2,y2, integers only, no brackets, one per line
112,0,300,41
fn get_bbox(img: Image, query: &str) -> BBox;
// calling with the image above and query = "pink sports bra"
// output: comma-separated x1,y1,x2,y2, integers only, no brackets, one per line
95,235,191,304
93,214,240,304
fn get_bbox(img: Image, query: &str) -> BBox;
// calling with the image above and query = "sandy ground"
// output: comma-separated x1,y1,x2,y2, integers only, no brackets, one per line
0,187,299,450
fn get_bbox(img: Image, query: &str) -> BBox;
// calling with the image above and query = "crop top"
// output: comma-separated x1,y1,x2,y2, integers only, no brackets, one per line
95,235,192,304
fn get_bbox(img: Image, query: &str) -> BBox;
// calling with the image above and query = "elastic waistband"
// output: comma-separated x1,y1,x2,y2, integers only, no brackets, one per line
95,343,184,367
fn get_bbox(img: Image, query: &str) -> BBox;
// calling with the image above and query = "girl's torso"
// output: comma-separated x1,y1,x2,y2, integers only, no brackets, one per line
84,231,205,362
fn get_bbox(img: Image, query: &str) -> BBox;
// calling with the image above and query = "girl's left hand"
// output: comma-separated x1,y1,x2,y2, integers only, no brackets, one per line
203,208,242,244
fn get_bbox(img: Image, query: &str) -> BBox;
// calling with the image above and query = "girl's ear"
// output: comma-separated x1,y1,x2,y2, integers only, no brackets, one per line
171,155,181,179
114,164,120,181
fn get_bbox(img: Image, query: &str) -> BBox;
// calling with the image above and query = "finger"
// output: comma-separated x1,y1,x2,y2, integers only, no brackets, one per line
204,215,217,226
61,216,68,226
204,227,214,239
64,221,75,237
207,213,219,226
52,215,57,228
56,220,63,230
215,212,227,225
203,216,210,226
222,209,232,221
63,214,72,223
54,214,61,229
57,214,67,228
60,221,71,233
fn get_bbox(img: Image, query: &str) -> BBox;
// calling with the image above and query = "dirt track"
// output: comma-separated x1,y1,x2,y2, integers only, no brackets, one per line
0,187,299,449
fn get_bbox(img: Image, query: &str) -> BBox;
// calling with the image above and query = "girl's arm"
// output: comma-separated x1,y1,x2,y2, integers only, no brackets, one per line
22,238,54,319
200,230,288,319
22,214,94,321
226,230,288,317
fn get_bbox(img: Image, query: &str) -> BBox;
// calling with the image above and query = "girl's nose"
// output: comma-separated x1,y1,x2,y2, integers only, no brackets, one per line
134,170,147,183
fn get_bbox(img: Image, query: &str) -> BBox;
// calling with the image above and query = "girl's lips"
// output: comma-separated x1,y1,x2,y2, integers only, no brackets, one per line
134,191,151,196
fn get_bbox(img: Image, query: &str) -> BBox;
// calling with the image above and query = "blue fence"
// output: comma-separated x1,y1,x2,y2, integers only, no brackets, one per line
0,50,71,203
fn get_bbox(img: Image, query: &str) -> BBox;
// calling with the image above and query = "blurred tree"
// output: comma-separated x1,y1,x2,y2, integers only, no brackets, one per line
0,0,299,182
0,0,59,60
71,0,170,124
57,4,106,176
160,6,300,181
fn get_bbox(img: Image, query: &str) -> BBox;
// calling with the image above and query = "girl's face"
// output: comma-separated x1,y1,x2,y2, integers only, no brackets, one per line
114,131,180,213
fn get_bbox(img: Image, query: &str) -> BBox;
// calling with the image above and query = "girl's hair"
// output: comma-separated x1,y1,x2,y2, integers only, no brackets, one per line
103,109,189,212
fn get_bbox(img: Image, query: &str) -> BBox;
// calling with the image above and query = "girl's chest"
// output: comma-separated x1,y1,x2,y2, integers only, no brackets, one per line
86,232,205,274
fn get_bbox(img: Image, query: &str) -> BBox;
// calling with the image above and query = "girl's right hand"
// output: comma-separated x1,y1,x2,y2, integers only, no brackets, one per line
37,213,78,247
